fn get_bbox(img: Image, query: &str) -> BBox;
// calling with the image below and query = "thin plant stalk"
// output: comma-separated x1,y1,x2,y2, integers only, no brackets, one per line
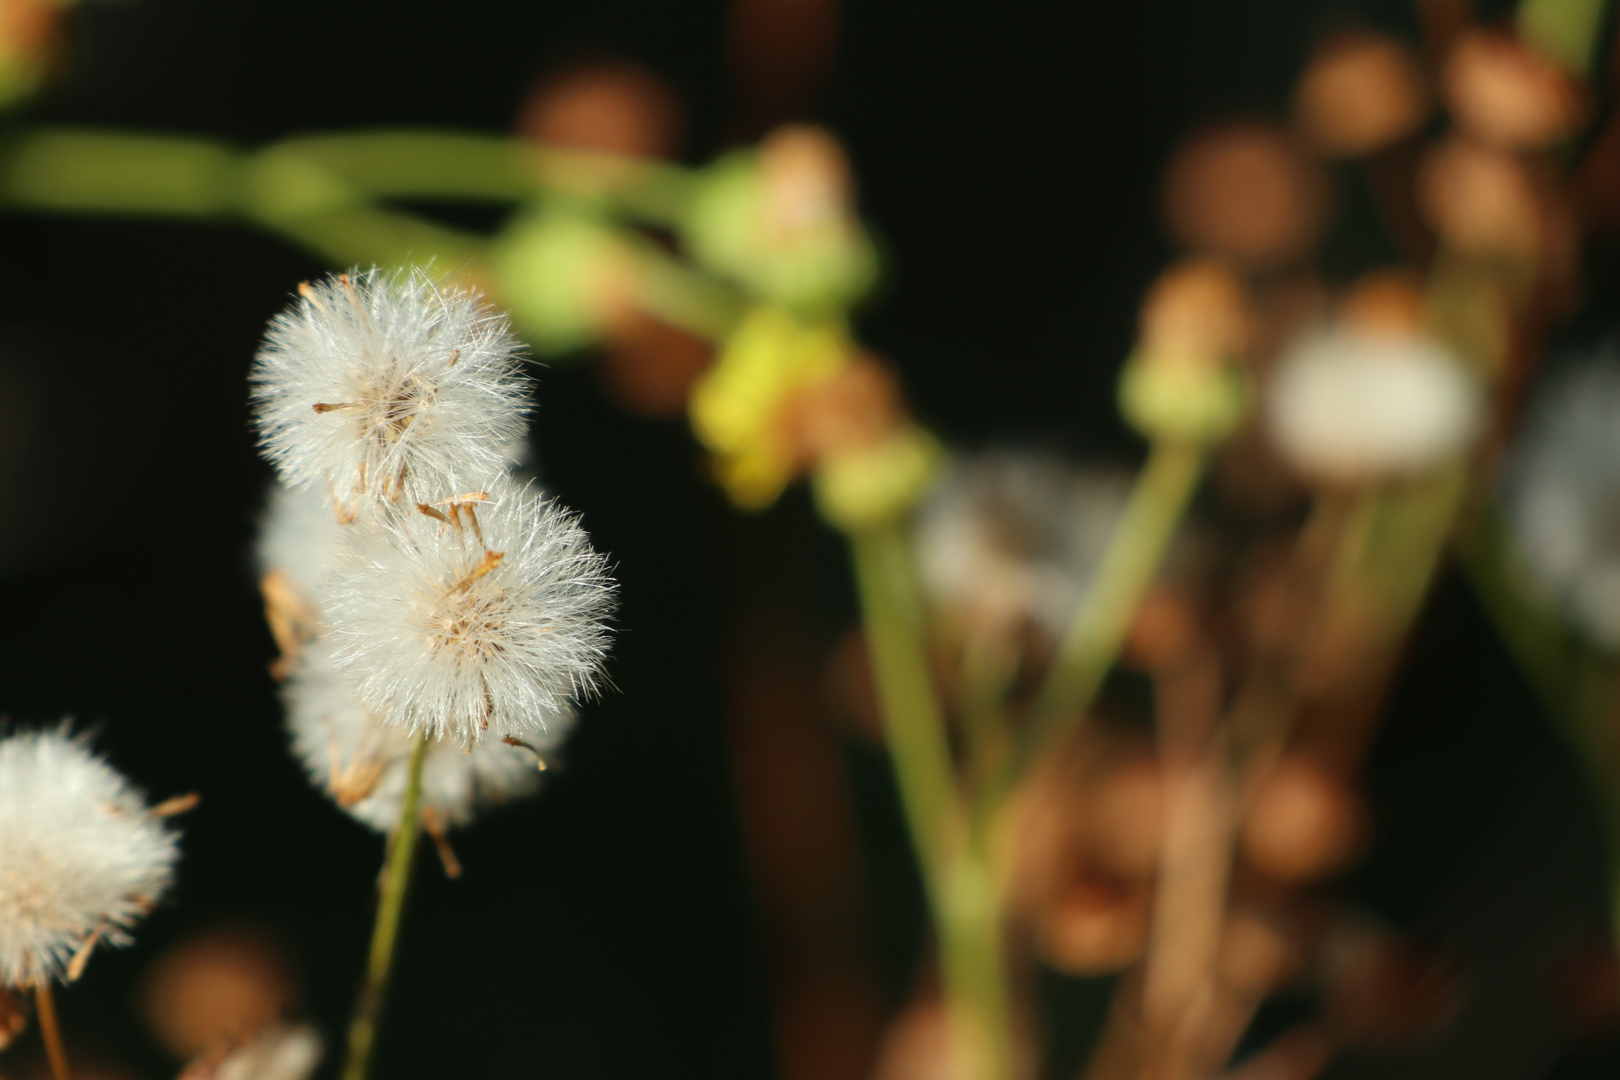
340,733,431,1080
849,522,961,879
34,984,70,1080
1018,440,1205,771
848,523,1016,1080
939,846,1018,1080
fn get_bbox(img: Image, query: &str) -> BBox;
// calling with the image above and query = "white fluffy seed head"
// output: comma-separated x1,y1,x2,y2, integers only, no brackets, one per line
1504,355,1620,649
1266,328,1484,482
257,481,349,614
182,1023,323,1080
250,267,532,517
0,726,179,988
915,453,1135,640
285,641,551,831
325,477,616,744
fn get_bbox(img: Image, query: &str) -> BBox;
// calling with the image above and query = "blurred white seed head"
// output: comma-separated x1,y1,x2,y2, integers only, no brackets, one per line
1504,355,1620,648
1267,328,1483,482
0,726,180,988
325,477,616,744
250,268,531,518
915,453,1134,640
285,641,550,831
258,482,348,614
180,1023,323,1080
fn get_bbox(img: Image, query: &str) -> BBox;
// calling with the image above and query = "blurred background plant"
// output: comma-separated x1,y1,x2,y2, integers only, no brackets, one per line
5,0,1620,1078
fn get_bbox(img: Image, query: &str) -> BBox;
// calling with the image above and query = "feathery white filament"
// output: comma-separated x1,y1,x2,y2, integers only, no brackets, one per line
250,267,531,516
1267,328,1483,481
0,727,179,988
326,478,616,744
285,643,551,831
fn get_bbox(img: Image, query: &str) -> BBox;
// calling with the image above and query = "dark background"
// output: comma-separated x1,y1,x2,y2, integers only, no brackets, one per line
0,0,1616,1078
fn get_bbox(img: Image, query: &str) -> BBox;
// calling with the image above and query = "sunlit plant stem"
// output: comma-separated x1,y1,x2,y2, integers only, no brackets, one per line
849,523,1016,1080
1020,439,1206,768
340,733,431,1080
34,984,70,1080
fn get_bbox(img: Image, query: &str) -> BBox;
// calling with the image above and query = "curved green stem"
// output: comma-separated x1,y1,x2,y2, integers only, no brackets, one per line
341,733,431,1080
1017,440,1205,774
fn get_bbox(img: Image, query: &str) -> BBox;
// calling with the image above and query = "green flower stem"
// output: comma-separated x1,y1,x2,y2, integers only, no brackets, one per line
255,204,488,276
0,129,238,216
340,733,431,1080
266,131,537,203
628,241,744,341
1519,0,1610,74
848,523,1016,1080
939,849,1018,1080
529,147,699,225
848,522,961,886
1018,440,1205,772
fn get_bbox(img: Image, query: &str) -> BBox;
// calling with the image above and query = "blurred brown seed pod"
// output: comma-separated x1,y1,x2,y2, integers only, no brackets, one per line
1037,876,1153,975
1338,269,1427,336
598,311,715,418
1219,908,1304,994
1296,30,1431,158
516,60,681,159
1163,122,1329,267
1242,757,1364,881
1442,30,1586,151
140,926,298,1062
1139,258,1252,363
1418,136,1544,259
777,353,906,465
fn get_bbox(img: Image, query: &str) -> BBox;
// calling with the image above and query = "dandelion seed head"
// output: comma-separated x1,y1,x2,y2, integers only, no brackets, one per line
0,726,179,988
326,477,616,744
180,1023,323,1080
250,268,531,516
1267,328,1483,482
285,642,552,830
257,482,348,612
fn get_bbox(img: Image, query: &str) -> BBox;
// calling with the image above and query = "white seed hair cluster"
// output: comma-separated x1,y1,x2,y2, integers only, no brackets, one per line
286,641,548,831
0,727,179,988
915,453,1135,639
326,477,613,744
1504,354,1620,648
1267,328,1484,482
251,267,531,517
253,265,614,824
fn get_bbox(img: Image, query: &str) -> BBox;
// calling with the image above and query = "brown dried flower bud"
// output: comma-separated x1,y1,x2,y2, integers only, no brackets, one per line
1418,136,1544,258
516,60,680,159
1037,876,1152,975
777,353,905,465
1296,30,1430,157
1338,269,1427,336
1139,258,1252,363
759,124,855,242
1241,757,1363,881
1443,30,1586,151
140,928,298,1061
1163,123,1329,267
